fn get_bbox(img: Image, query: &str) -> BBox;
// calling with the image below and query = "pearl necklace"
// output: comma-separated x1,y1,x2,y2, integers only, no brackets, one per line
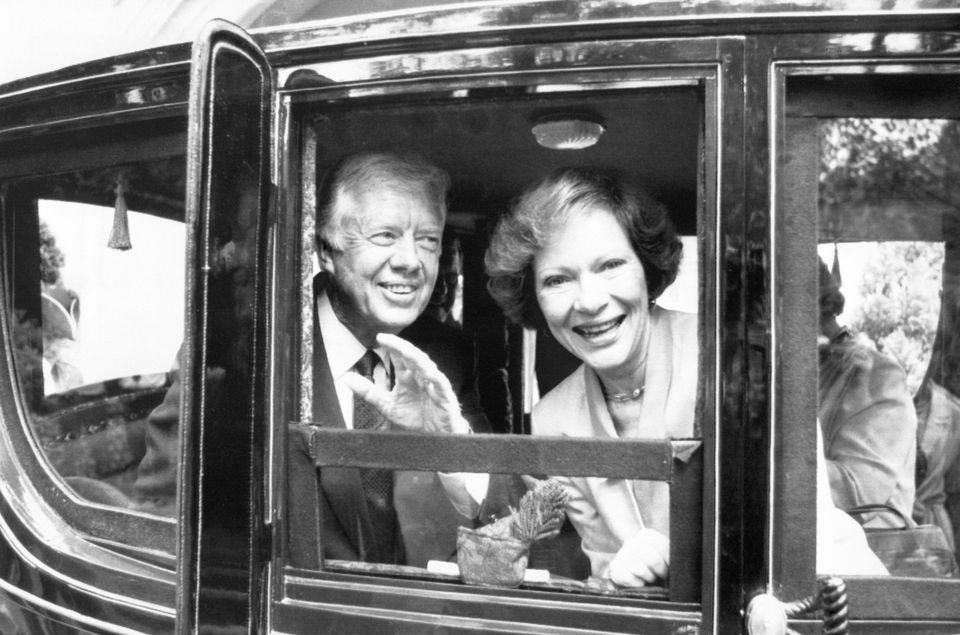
603,385,645,403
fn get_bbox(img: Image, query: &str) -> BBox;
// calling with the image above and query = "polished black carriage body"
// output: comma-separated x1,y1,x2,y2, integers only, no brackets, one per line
1,2,960,633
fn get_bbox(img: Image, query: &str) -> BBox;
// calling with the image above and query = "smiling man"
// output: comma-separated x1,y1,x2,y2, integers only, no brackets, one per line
318,154,444,345
289,151,487,568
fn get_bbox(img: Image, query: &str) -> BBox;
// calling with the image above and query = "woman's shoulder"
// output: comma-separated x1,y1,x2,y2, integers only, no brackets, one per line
532,365,588,434
535,366,587,413
652,306,698,367
652,305,697,335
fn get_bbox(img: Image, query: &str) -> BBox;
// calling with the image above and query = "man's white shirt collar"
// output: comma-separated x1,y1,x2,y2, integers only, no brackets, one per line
317,290,369,381
317,291,391,427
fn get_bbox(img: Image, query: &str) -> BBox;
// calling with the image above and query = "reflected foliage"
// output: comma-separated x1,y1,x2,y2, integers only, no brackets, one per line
4,154,185,513
852,242,944,394
820,119,955,209
818,113,960,574
12,310,43,412
39,220,65,285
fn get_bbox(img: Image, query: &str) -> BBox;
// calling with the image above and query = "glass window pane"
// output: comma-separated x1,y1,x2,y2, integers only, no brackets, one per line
5,155,185,516
816,117,958,577
290,81,705,602
39,200,183,393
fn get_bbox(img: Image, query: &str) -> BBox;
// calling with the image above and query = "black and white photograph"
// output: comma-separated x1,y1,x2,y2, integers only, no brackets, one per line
0,2,959,633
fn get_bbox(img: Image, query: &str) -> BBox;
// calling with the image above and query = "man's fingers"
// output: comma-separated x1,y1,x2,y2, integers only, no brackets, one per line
378,333,441,377
424,371,459,404
377,333,428,361
342,373,390,411
378,333,457,400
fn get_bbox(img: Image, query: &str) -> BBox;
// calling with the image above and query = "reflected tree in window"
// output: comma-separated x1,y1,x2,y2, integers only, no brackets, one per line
819,116,960,555
819,118,958,390
853,242,943,394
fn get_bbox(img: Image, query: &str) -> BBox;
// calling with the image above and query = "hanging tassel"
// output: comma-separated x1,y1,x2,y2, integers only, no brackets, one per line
107,177,132,250
831,241,842,287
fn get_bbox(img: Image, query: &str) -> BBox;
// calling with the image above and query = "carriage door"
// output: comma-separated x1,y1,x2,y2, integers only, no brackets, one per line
179,19,273,633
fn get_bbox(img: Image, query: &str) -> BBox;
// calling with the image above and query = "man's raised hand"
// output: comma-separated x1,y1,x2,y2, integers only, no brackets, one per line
341,333,471,434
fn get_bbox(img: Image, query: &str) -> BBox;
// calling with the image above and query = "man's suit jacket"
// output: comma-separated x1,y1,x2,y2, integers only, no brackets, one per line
132,291,496,567
287,311,490,569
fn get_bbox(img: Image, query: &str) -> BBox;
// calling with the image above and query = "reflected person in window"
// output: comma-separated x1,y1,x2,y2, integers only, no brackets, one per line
288,151,489,568
485,167,696,587
39,219,83,394
818,258,917,526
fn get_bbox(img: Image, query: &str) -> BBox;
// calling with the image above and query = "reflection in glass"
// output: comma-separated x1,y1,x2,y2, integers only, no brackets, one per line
817,117,960,576
39,218,82,394
4,158,185,512
40,200,184,392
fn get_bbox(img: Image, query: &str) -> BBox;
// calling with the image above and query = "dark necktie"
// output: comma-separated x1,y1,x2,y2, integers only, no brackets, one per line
353,349,399,562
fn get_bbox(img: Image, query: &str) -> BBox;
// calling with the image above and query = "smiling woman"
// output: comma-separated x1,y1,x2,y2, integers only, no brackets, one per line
485,166,696,587
534,210,656,400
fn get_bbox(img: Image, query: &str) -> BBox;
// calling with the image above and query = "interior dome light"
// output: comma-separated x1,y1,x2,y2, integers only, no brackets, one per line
531,117,605,150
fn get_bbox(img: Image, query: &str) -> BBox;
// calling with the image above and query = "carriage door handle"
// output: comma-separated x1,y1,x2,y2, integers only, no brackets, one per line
745,576,849,635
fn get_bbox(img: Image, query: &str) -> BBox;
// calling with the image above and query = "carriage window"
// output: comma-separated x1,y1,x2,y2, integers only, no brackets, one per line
3,154,186,518
288,77,708,605
816,116,957,577
779,72,960,614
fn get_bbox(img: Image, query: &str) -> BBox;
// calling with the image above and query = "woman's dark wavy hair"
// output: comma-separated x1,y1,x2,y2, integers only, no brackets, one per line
485,166,683,330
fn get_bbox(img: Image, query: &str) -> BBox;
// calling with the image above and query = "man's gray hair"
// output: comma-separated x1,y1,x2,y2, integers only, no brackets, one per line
316,151,450,249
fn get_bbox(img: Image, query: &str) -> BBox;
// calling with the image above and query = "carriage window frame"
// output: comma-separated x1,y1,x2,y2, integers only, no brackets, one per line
773,59,960,620
274,53,724,631
0,114,186,567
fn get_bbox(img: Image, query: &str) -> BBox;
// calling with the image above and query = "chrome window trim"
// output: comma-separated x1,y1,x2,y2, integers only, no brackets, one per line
277,37,727,87
0,573,170,635
0,103,188,142
0,60,189,105
253,2,960,60
278,570,702,631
